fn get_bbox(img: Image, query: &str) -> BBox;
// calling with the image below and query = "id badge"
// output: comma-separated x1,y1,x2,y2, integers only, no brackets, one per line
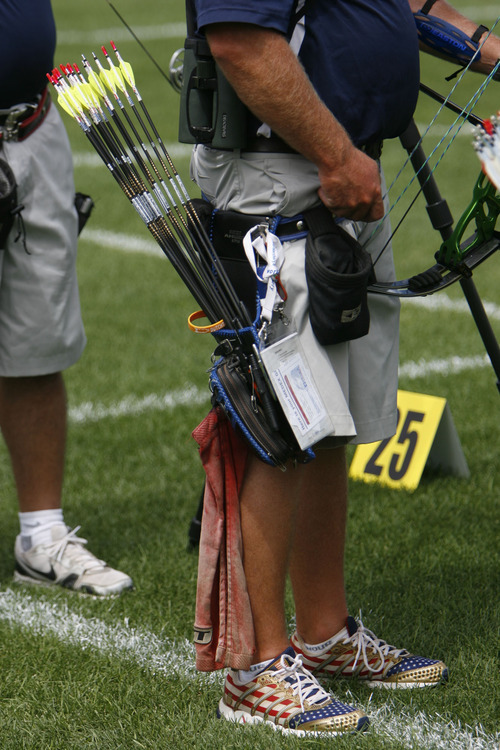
260,324,335,450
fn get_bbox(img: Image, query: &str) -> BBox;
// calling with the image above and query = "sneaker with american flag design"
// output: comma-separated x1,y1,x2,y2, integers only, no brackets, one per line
217,647,369,736
291,615,448,689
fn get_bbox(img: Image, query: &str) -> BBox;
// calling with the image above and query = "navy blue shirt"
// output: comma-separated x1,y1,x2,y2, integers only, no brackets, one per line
0,0,56,108
193,0,420,146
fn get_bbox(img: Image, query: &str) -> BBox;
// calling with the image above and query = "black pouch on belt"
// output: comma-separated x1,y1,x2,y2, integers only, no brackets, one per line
303,204,375,346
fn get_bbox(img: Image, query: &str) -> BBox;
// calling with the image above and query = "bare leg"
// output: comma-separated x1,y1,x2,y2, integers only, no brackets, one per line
289,446,349,644
240,444,349,662
0,373,66,512
239,452,300,663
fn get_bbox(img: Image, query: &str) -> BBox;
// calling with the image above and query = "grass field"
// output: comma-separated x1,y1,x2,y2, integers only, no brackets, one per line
0,1,499,748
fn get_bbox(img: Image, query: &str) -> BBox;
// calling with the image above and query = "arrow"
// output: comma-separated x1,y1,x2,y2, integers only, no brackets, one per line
102,0,175,90
49,48,253,330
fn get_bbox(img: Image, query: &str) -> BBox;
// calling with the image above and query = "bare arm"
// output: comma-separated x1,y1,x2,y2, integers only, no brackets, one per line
408,0,500,75
205,23,384,222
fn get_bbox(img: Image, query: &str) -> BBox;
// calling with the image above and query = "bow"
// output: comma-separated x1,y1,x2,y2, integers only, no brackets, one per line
365,20,500,392
368,117,500,298
367,93,500,392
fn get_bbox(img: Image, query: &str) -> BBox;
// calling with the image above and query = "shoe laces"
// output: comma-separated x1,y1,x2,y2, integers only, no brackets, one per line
345,613,409,673
275,653,330,712
47,526,106,571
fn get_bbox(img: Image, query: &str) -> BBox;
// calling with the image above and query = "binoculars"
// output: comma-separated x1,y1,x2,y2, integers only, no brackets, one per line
178,37,249,150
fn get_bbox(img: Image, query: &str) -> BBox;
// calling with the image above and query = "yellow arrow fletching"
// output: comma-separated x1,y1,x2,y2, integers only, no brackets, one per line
65,86,84,114
57,92,77,118
57,84,85,120
86,83,101,109
70,82,89,109
87,68,106,99
76,82,100,110
109,41,135,89
109,63,126,93
119,59,135,88
99,65,117,94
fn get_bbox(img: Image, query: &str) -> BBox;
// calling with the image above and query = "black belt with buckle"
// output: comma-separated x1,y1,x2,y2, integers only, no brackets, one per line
239,132,383,160
0,88,52,143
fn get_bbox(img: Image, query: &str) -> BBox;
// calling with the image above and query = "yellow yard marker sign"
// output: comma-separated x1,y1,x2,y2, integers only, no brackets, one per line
349,390,469,491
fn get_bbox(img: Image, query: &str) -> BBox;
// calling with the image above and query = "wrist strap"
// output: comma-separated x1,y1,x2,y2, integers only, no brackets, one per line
421,0,438,14
471,24,489,44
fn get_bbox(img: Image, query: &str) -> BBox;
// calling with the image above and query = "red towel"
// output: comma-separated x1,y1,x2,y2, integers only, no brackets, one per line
192,406,256,671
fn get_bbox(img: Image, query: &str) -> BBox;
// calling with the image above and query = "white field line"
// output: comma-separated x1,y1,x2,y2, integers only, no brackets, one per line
399,298,500,378
81,226,163,257
57,22,187,46
57,11,500,46
0,588,497,750
79,225,500,322
404,293,500,321
69,385,209,424
67,349,492,427
399,353,491,379
72,143,193,169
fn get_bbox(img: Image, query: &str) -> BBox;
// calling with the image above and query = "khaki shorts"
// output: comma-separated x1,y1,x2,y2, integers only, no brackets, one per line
191,146,399,444
0,104,86,376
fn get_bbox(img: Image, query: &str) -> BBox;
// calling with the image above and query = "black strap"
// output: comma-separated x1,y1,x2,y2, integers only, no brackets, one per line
471,24,489,44
302,203,337,239
421,0,439,14
185,0,197,37
287,0,311,39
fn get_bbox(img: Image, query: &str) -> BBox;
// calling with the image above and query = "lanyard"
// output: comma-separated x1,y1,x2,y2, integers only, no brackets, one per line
243,224,285,323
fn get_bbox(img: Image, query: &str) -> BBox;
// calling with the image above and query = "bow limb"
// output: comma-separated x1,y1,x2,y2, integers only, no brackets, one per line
368,235,500,297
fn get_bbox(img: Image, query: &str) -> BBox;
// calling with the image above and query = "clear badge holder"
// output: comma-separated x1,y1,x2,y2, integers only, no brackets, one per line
259,314,335,450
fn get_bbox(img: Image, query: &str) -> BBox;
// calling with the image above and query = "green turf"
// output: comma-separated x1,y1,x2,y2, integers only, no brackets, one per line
0,1,498,748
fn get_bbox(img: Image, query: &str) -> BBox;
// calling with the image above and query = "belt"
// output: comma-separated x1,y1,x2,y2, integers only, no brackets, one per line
209,208,309,262
239,132,383,160
0,88,51,143
241,133,298,154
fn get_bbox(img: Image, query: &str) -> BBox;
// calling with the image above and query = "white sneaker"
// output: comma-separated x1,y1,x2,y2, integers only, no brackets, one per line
14,524,133,596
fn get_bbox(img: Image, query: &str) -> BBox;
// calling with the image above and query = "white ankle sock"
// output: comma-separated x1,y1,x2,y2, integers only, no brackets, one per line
302,626,348,656
19,509,65,549
236,657,273,685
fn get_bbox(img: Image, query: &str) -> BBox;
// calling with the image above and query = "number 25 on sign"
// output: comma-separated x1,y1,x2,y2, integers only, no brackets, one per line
349,390,469,491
